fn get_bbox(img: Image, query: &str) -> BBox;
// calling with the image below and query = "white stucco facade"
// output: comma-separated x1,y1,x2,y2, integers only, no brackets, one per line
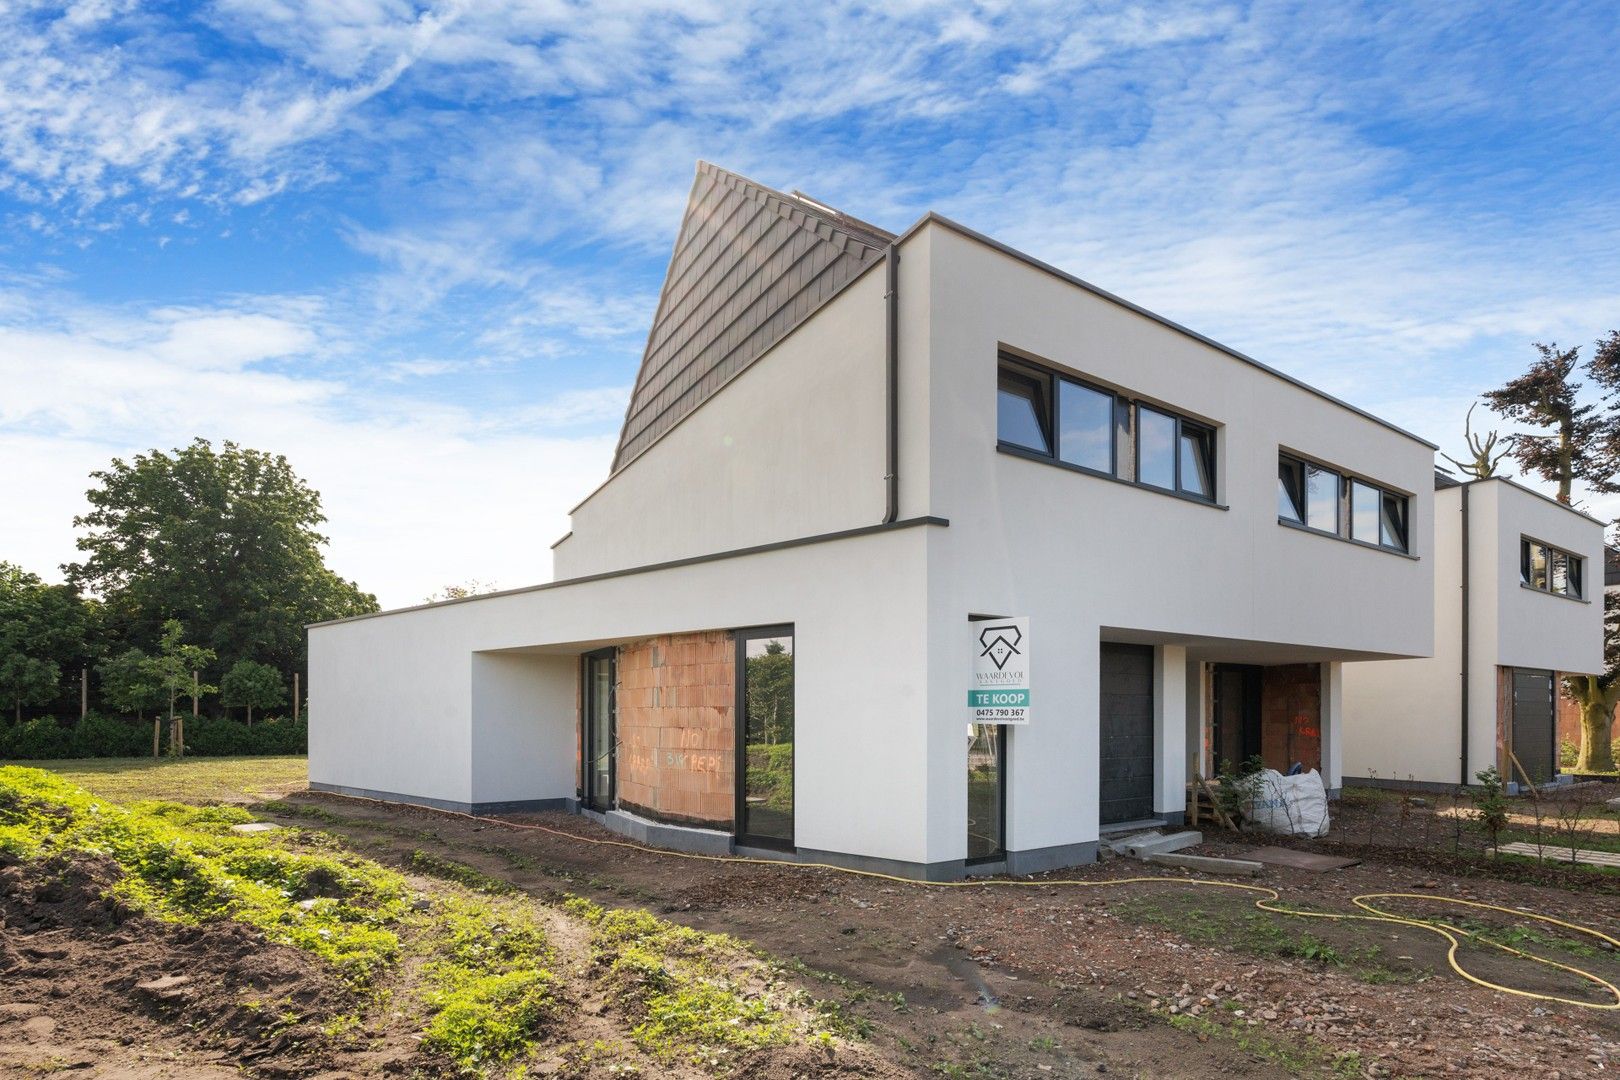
1342,478,1605,788
309,179,1496,878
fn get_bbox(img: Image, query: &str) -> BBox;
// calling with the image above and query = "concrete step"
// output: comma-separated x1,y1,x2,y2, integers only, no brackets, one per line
1109,830,1204,859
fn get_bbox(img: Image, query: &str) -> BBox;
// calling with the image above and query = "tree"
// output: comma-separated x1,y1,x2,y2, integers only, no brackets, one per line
220,659,286,726
98,648,166,722
0,562,92,721
1483,341,1616,504
424,580,499,603
1564,538,1620,773
65,439,378,681
152,620,215,756
0,655,59,724
1441,403,1513,480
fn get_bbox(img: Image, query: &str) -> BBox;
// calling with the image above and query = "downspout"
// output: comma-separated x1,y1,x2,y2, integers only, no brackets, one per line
1460,483,1471,786
883,243,901,524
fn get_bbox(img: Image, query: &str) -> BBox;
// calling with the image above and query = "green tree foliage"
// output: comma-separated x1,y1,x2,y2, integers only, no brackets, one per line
97,648,166,721
219,659,286,726
152,620,216,756
1483,339,1618,504
0,562,95,720
744,641,794,745
66,438,378,677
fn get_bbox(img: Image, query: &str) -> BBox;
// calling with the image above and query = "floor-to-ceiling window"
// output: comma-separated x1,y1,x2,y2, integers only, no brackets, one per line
736,626,794,847
582,649,616,811
966,723,1005,862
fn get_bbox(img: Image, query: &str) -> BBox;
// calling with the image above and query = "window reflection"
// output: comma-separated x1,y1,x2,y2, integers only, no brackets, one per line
740,632,794,844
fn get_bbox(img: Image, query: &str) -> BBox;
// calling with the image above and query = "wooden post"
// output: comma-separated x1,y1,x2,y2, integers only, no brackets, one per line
80,667,88,719
293,673,300,724
153,716,160,758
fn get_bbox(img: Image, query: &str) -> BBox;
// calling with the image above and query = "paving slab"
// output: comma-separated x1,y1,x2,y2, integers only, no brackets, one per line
1144,852,1263,876
1494,841,1620,868
1238,846,1360,872
1114,831,1203,859
229,822,280,834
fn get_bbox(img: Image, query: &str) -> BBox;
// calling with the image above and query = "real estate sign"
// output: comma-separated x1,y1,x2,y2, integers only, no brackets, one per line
969,617,1030,725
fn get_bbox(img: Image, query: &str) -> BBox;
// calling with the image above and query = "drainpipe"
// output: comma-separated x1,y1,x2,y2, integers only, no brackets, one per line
1460,483,1471,786
883,243,900,524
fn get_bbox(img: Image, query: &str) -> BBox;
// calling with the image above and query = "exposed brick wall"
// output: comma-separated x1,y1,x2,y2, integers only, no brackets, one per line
1259,664,1321,774
613,631,735,827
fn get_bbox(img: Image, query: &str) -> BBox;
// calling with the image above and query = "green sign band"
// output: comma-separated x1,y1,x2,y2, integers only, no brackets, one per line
968,689,1030,708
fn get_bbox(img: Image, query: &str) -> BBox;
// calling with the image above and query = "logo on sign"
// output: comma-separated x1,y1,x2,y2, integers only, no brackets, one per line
977,624,1023,670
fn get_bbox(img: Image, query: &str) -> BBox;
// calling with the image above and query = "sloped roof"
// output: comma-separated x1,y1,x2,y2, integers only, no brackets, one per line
611,161,895,471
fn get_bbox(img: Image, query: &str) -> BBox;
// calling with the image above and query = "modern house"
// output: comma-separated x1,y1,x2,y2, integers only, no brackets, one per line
1342,475,1605,790
309,161,1442,880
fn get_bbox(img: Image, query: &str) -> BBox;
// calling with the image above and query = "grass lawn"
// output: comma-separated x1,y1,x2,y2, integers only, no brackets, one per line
29,755,307,803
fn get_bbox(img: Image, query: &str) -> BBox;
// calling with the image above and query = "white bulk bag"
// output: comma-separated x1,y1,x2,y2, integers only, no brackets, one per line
1247,768,1330,837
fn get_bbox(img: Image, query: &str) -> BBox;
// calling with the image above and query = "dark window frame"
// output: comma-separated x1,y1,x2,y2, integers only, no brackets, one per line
579,647,617,812
1520,536,1585,600
996,353,1218,504
1278,449,1411,554
996,361,1054,457
733,623,797,852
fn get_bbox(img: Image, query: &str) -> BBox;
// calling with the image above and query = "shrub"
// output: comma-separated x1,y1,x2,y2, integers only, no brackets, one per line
70,712,148,758
1471,766,1509,847
2,717,74,759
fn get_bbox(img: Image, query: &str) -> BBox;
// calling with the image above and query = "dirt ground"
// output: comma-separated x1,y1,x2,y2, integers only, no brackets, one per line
8,786,1620,1079
267,795,1620,1078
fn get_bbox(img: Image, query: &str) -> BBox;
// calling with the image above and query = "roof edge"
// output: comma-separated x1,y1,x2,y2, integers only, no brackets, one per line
902,211,1442,453
1446,474,1610,527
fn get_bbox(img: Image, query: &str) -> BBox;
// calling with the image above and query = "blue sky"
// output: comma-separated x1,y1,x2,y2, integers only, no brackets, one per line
2,1,1618,606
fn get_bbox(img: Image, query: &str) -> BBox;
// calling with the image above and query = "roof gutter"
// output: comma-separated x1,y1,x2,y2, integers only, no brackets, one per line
883,242,900,524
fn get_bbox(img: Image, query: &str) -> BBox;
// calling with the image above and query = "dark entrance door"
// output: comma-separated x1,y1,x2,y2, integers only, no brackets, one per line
582,649,616,811
1511,668,1556,785
1211,664,1262,773
1099,643,1155,825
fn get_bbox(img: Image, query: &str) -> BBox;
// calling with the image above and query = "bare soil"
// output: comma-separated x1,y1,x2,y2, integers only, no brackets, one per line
257,794,1620,1078
11,788,1620,1079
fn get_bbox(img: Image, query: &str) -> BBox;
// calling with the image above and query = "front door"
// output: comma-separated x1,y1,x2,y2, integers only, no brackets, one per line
1099,643,1155,825
1211,664,1262,773
583,649,616,811
1511,668,1556,785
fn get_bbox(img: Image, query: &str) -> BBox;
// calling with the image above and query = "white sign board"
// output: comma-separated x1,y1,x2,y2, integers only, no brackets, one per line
969,617,1030,725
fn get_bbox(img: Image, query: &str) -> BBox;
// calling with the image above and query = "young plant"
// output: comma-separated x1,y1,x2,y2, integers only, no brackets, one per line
1470,767,1509,850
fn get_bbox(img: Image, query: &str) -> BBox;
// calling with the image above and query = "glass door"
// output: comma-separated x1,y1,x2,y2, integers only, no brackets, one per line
583,649,615,811
735,626,794,848
966,723,1005,862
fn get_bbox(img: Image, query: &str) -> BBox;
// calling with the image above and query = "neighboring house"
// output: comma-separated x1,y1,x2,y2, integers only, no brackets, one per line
1342,474,1605,790
309,162,1440,880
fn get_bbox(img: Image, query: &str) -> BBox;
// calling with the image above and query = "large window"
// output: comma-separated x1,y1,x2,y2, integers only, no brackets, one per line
1278,451,1408,553
1058,378,1115,473
996,355,1217,503
735,626,795,848
1521,537,1584,598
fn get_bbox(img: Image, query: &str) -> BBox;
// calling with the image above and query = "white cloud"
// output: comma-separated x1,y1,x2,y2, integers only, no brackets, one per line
0,288,623,606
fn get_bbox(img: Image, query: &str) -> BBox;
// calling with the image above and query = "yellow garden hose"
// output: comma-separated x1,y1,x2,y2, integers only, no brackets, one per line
305,791,1620,1011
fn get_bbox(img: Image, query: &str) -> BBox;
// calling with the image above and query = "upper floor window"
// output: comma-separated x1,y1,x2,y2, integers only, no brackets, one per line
1278,451,1409,553
1522,537,1583,598
996,355,1216,503
997,364,1051,455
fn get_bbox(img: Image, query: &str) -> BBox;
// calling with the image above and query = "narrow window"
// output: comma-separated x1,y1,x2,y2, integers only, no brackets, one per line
966,723,1004,862
1350,480,1381,544
1277,455,1305,523
736,628,794,847
1058,378,1115,474
997,364,1052,455
1569,556,1584,598
1305,464,1339,533
1521,538,1535,586
1136,406,1177,490
1380,491,1409,552
1179,423,1214,499
1529,542,1549,591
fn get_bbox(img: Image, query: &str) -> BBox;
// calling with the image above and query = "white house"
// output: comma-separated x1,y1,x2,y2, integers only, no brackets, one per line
309,162,1442,879
1342,474,1605,790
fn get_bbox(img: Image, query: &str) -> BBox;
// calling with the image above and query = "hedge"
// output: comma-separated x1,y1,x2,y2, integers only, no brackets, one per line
1,713,307,760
